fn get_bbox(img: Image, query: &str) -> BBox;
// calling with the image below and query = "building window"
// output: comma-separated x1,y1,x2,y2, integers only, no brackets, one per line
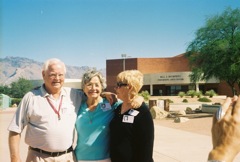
167,85,188,96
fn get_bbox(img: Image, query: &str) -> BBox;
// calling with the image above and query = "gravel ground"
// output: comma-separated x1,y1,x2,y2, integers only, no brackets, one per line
150,95,226,136
153,116,213,136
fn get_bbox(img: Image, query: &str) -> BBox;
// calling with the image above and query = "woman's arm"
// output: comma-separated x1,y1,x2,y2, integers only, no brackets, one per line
101,92,118,105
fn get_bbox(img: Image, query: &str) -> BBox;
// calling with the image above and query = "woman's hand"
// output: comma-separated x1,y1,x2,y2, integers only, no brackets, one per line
101,92,118,105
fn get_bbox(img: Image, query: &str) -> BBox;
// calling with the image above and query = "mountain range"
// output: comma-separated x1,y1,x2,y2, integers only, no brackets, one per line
0,56,106,86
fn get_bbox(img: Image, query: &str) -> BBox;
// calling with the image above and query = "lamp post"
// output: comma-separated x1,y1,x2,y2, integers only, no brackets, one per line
121,54,127,71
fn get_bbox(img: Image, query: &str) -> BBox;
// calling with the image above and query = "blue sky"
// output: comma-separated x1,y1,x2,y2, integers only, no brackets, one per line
1,0,239,69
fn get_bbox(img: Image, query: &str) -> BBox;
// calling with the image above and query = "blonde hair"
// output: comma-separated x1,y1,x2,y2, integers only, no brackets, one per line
117,70,143,99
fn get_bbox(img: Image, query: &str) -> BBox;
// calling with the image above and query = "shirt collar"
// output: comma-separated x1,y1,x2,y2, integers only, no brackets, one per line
40,84,67,98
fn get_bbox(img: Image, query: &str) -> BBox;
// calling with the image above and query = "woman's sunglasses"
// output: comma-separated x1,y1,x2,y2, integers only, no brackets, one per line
116,82,128,88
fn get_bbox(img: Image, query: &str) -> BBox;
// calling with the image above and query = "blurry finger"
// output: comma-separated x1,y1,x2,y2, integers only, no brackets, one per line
230,95,238,110
221,97,232,113
215,97,232,121
232,95,238,102
224,104,233,120
233,96,240,115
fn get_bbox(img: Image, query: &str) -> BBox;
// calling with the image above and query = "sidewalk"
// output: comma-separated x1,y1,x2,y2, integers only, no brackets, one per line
1,108,240,162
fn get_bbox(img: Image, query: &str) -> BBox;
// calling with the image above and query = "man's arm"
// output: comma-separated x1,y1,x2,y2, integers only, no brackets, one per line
9,131,22,162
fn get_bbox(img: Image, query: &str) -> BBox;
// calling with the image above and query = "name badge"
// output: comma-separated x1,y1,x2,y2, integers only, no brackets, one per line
101,103,112,111
128,109,139,116
122,115,134,123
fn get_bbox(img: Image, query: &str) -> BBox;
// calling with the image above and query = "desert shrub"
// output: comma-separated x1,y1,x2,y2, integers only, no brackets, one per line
168,99,174,103
186,90,196,98
178,91,185,98
139,90,150,101
195,91,202,98
11,98,22,106
205,89,217,98
198,97,212,102
164,99,173,103
186,107,193,113
182,99,188,103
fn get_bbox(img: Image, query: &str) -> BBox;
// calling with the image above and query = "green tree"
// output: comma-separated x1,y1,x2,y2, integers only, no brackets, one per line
0,85,11,95
10,78,33,98
185,7,240,96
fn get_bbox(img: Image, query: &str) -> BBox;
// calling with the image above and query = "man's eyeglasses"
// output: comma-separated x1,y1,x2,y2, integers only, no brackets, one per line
116,82,128,88
48,73,65,79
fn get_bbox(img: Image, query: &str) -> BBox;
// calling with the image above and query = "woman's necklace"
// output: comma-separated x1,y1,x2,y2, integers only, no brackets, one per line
87,111,94,124
87,103,98,124
86,97,102,124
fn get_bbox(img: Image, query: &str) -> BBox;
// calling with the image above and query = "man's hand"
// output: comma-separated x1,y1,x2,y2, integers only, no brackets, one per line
208,96,240,162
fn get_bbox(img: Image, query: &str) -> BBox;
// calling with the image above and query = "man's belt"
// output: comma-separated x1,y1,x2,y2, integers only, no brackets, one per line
29,146,73,157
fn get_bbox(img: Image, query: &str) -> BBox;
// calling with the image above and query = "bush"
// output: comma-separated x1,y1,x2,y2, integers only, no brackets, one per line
166,99,174,103
195,91,202,98
178,91,185,98
139,90,150,101
205,89,217,98
11,98,22,106
186,90,196,98
186,107,193,113
182,99,188,103
198,97,212,102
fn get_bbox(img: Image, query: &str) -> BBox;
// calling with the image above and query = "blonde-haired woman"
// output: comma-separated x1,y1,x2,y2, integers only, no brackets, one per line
110,70,154,162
